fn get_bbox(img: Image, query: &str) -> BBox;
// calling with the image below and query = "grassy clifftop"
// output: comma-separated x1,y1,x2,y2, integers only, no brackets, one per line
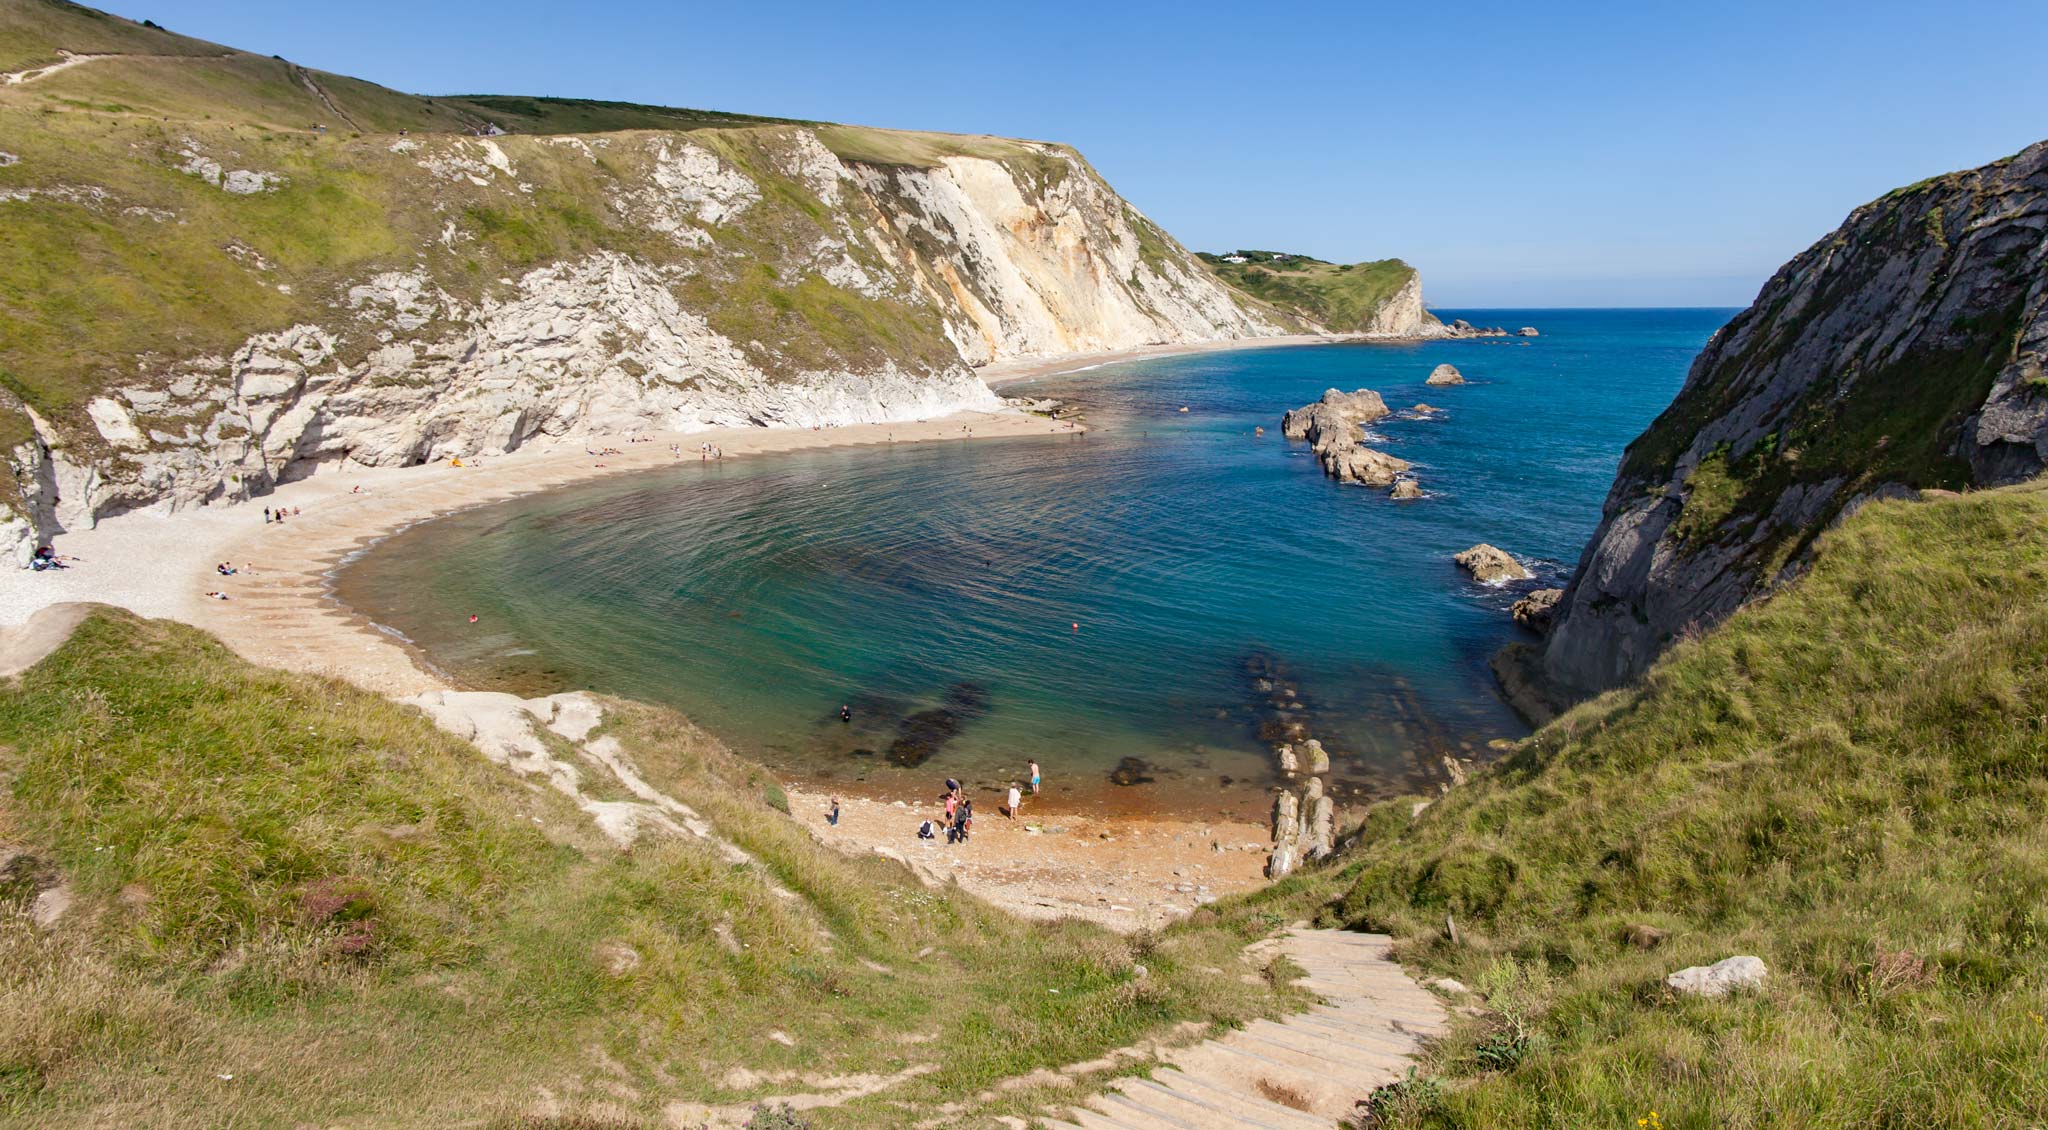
0,611,1292,1127
1195,252,1420,333
1211,480,2048,1123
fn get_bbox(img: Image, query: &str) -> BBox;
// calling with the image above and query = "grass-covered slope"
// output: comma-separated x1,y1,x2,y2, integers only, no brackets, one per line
1220,481,2048,1124
1195,252,1420,333
0,611,1292,1127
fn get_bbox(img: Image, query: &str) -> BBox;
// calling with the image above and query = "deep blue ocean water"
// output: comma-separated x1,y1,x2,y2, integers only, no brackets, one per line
335,309,1730,816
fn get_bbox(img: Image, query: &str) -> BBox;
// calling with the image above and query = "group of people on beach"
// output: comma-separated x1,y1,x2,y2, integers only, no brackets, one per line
263,505,302,524
897,760,1040,845
25,545,69,571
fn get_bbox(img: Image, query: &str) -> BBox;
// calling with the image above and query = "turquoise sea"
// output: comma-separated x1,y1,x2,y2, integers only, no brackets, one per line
334,309,1731,818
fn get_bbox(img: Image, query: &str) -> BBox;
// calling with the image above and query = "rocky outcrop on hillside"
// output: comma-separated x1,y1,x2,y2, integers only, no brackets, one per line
1537,140,2048,699
0,121,1290,563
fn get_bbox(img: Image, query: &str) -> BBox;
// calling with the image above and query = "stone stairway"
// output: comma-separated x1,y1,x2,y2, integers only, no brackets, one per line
1040,929,1447,1129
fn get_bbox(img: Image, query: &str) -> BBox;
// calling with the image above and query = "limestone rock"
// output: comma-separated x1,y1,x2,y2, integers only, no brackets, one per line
1412,403,1439,414
1271,792,1299,845
1511,588,1564,633
1306,795,1333,858
1666,955,1767,998
1541,140,2048,700
1281,387,1390,441
1302,738,1330,774
1431,977,1470,994
1425,363,1465,386
1517,326,1540,337
1277,744,1299,774
1389,479,1423,499
1454,543,1532,584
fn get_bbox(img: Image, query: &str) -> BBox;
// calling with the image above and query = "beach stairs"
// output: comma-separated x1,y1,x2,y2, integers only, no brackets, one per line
1040,929,1447,1129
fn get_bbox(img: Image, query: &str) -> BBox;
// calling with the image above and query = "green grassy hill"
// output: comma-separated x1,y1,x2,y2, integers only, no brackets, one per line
1195,252,1422,333
1209,480,2048,1124
0,611,1292,1127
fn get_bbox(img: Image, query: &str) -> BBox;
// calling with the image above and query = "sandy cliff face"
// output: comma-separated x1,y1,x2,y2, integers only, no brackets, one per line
1539,140,2048,696
1,126,1284,561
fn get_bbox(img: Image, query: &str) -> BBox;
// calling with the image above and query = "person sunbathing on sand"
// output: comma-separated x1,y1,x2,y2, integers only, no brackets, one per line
204,591,229,600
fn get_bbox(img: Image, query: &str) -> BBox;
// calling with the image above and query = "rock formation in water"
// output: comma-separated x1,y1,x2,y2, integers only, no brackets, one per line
1281,388,1410,485
1510,587,1563,633
1389,479,1424,499
1533,140,2048,700
1425,364,1466,386
1518,327,1540,337
1454,543,1532,584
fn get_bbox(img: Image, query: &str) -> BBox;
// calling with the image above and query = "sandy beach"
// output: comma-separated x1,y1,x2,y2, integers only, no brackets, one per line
975,332,1347,390
2,364,1294,928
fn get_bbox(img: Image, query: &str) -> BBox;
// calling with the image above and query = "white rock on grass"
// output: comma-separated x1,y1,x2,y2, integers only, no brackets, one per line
1666,955,1767,998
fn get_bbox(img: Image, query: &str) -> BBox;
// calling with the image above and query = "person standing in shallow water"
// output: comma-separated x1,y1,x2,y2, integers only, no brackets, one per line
1006,783,1021,818
839,704,852,723
1028,760,1041,795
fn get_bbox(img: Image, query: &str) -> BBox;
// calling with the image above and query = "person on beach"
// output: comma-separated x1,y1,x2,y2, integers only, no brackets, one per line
1029,760,1041,795
827,797,841,827
263,507,271,523
917,818,937,840
203,590,229,600
958,799,974,842
1006,783,1021,818
943,792,958,824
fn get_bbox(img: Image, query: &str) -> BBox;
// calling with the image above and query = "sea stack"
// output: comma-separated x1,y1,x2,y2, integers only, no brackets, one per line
1282,388,1409,486
1425,364,1465,386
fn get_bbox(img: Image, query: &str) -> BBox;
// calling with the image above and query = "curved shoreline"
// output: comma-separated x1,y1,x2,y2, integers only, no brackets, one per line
3,361,1293,928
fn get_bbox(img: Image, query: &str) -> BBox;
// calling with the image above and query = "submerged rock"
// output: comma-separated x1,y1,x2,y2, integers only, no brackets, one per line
1454,543,1532,584
1108,757,1155,786
1425,363,1466,386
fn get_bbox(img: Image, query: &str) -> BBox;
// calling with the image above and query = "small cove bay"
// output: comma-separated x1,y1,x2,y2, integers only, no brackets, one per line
335,309,1730,818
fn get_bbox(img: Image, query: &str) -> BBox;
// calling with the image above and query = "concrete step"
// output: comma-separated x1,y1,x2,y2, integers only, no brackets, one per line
1285,1010,1426,1056
1113,1076,1299,1130
1245,1018,1413,1072
1170,1041,1359,1121
1097,1088,1216,1130
1218,1028,1404,1093
1147,1069,1330,1130
1076,1094,1196,1130
1066,1104,1161,1130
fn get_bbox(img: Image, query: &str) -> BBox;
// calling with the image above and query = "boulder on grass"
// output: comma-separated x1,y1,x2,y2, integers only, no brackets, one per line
1666,955,1766,998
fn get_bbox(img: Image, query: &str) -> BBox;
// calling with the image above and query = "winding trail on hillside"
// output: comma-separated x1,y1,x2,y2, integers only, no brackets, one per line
1043,928,1449,1129
0,49,213,86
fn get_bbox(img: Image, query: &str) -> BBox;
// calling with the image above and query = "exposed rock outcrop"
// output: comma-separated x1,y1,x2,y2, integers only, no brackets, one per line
1517,327,1539,337
1454,543,1531,584
1666,955,1767,998
1510,587,1563,633
1389,479,1424,500
1539,140,2048,699
1424,364,1465,387
1282,388,1410,485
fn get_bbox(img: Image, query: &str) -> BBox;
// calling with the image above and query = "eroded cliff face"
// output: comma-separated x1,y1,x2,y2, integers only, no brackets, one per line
0,122,1289,562
1539,140,2048,697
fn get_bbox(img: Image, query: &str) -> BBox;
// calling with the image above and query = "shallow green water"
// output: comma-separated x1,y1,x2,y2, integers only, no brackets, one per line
335,309,1728,813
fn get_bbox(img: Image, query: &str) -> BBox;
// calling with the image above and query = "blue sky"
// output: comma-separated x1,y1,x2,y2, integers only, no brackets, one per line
109,0,2046,307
